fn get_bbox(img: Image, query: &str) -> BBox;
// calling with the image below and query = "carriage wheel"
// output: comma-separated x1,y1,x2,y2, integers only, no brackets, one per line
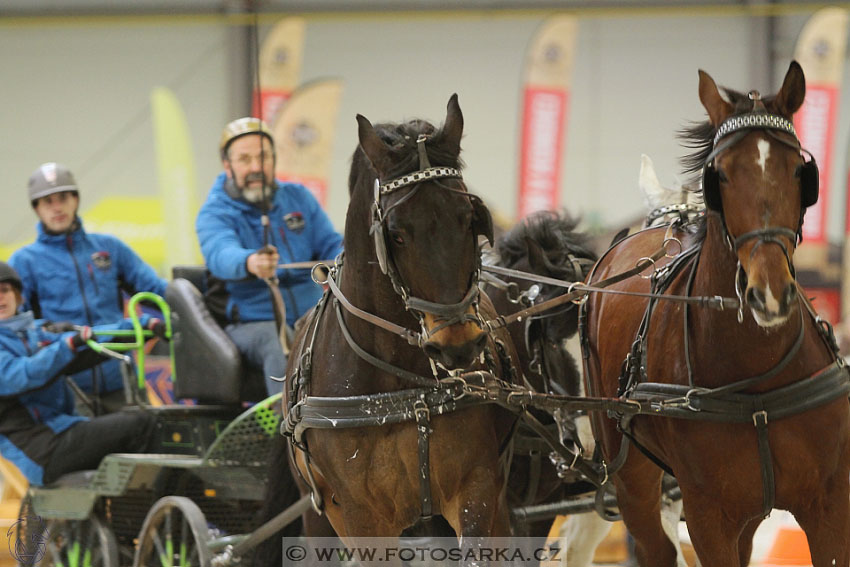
133,496,212,567
43,514,120,567
13,495,119,567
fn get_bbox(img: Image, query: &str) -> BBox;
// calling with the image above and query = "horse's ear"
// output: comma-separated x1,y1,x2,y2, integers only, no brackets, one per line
774,60,806,117
443,94,464,157
357,114,391,174
698,69,733,127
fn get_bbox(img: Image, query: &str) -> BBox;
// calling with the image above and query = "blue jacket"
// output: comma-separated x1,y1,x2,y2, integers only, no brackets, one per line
9,220,168,393
0,311,84,485
196,173,343,325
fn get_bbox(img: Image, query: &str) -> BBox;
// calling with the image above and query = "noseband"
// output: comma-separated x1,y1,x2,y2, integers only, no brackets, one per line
370,136,485,336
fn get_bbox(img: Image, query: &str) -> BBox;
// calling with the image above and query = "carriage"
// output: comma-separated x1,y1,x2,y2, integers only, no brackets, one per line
14,61,850,567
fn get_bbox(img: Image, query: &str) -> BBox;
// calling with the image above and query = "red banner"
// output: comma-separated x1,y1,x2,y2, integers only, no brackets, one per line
277,173,327,206
795,84,838,244
252,89,291,126
518,87,568,218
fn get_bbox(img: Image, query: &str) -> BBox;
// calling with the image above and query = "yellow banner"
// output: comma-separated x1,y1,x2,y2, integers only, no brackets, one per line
272,78,345,206
0,197,166,271
151,87,202,272
255,17,306,125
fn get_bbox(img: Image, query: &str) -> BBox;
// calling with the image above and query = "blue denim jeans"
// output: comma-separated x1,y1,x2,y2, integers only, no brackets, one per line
225,320,288,397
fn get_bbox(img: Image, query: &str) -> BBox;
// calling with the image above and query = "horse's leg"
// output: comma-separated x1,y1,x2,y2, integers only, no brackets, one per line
443,464,512,539
676,488,742,566
614,454,678,567
659,494,687,567
736,517,761,567
793,477,850,567
558,513,612,567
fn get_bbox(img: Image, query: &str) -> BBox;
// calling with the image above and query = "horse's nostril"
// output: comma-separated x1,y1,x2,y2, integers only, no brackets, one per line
423,343,441,362
746,287,766,309
782,282,797,309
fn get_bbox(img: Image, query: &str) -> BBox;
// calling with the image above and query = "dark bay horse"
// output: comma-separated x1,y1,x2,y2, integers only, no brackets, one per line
582,62,850,565
283,95,519,544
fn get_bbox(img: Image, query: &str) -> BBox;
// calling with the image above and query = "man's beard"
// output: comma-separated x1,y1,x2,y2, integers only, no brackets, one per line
241,172,273,204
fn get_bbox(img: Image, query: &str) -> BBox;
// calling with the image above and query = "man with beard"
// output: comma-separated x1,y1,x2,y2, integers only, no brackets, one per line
196,118,342,397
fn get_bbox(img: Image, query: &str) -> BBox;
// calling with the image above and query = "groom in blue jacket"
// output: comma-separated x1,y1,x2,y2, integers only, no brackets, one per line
196,118,342,396
10,163,167,414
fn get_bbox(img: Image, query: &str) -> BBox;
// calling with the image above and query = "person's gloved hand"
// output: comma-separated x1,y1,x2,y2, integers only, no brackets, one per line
43,321,76,333
66,326,93,350
148,318,169,341
247,245,280,279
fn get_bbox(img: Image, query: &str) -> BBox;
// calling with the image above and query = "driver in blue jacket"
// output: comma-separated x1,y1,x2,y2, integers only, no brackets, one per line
9,163,168,414
0,262,155,486
196,118,343,396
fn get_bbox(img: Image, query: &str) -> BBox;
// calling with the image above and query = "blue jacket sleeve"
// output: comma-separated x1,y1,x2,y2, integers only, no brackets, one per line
112,238,168,296
0,338,75,396
196,206,254,281
303,191,343,260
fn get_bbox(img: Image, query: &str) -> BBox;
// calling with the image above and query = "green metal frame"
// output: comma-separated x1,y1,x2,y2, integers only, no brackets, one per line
85,292,175,390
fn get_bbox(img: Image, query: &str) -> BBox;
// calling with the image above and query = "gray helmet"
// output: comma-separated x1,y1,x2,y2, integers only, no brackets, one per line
28,162,79,205
0,262,22,292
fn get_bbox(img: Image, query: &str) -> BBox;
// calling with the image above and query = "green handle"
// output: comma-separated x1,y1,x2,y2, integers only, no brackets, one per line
86,292,174,390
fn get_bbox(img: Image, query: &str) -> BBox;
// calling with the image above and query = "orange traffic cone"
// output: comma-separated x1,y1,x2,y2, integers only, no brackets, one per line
762,524,812,566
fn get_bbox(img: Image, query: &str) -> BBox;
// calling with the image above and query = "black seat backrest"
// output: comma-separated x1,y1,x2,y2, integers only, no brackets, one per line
171,265,229,327
166,278,243,404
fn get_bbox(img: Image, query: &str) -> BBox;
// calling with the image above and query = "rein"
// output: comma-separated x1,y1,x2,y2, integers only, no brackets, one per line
482,234,740,333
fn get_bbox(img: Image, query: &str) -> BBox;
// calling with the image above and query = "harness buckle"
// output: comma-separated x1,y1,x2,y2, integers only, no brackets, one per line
752,410,768,427
413,400,430,422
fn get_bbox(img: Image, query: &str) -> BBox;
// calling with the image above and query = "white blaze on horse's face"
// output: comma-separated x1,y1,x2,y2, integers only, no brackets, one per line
756,139,770,175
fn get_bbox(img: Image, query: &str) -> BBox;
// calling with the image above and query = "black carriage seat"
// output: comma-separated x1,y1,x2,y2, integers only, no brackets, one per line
166,267,267,404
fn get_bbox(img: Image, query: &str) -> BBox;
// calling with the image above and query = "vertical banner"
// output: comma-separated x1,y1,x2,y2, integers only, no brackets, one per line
151,87,201,270
793,7,848,245
272,79,344,207
517,15,578,219
253,17,306,125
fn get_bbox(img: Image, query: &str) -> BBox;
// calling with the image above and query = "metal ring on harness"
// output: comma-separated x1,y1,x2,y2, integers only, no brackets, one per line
567,281,587,305
636,256,657,279
663,236,683,258
311,263,330,285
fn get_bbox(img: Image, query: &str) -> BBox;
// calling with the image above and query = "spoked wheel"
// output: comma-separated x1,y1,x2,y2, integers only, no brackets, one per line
43,514,120,567
13,495,118,567
133,496,212,567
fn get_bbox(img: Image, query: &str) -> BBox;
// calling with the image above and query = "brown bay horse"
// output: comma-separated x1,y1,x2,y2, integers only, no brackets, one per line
282,95,519,545
582,62,850,566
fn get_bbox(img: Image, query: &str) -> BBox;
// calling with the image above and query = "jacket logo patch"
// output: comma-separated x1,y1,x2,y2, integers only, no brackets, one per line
91,251,112,270
284,212,305,234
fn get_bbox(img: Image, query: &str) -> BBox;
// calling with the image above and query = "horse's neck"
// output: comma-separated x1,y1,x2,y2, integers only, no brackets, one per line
684,217,809,386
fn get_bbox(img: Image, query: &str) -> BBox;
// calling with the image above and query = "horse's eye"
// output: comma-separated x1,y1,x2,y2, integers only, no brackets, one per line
389,231,405,245
718,170,729,183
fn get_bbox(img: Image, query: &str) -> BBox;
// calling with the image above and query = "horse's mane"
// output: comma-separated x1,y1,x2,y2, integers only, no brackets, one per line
348,118,466,194
497,210,597,277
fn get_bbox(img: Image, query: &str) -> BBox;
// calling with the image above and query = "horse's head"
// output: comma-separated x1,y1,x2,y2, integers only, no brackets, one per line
696,61,817,327
352,94,494,369
495,211,596,394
